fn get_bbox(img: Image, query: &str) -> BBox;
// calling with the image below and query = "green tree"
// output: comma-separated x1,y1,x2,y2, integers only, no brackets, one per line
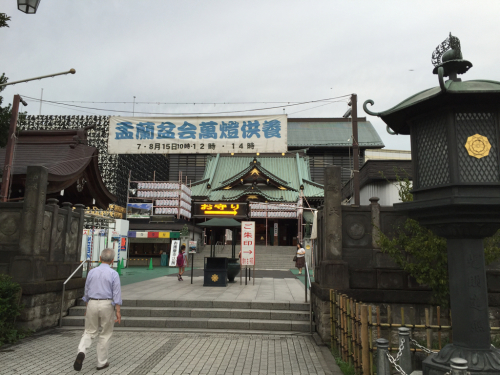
377,168,500,307
0,13,10,28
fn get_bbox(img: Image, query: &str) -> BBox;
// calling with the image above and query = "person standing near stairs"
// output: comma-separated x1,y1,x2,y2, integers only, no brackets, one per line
177,245,186,281
295,243,306,275
73,248,122,372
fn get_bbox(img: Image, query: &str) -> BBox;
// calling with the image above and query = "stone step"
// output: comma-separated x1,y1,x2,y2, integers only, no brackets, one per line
58,326,307,335
69,306,310,320
62,315,312,332
77,299,309,311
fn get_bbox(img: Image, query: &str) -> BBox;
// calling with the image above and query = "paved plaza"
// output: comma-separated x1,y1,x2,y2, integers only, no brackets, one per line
120,274,308,303
2,270,336,374
0,330,339,375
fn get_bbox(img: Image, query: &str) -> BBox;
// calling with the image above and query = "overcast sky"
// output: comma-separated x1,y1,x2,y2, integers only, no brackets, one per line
2,1,500,150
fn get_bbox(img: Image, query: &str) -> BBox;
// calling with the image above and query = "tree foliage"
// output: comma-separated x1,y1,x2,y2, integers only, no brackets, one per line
377,168,500,307
0,13,10,28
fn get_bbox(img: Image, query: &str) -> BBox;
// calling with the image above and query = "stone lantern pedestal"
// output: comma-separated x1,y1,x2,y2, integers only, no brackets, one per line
364,33,500,374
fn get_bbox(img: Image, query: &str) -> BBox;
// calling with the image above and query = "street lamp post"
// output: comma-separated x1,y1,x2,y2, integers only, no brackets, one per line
18,0,41,14
364,33,500,374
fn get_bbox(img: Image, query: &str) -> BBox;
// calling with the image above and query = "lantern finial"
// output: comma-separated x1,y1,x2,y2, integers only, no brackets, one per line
432,32,472,80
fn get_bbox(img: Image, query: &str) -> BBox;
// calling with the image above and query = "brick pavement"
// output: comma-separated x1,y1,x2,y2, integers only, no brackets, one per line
0,330,340,375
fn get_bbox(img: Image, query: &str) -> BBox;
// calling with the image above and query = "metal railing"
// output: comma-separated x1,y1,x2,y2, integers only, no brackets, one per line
59,260,89,328
305,261,313,333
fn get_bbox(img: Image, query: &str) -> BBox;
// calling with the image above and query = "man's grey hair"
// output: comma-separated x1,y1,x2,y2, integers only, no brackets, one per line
100,248,115,262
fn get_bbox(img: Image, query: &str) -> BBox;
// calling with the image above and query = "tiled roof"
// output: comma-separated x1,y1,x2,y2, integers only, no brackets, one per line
287,118,384,148
191,154,324,202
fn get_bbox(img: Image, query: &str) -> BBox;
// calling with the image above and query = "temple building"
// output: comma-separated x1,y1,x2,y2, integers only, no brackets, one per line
191,153,324,246
17,115,385,259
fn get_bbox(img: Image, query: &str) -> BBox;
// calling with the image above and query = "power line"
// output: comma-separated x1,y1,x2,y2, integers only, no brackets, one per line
288,101,344,115
39,100,310,105
20,94,351,116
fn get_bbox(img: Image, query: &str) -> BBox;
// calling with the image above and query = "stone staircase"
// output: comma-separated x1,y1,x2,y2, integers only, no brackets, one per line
192,245,297,270
62,299,312,333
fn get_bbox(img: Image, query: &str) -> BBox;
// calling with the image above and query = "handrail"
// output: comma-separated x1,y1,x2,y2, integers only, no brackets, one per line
305,261,313,334
59,260,88,328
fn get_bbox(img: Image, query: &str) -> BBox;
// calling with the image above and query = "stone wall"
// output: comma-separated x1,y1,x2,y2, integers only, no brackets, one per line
312,166,500,343
0,166,86,330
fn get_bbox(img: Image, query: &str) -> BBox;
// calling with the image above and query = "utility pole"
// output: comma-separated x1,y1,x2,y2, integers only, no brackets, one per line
1,95,26,202
351,93,360,206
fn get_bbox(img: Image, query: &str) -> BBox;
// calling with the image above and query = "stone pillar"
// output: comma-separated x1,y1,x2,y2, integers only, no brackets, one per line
47,198,59,262
320,166,348,289
10,166,48,283
370,197,381,249
423,238,499,374
324,166,342,260
61,202,73,262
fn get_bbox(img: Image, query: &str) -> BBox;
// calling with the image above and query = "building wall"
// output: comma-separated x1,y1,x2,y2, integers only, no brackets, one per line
359,180,402,206
304,150,365,186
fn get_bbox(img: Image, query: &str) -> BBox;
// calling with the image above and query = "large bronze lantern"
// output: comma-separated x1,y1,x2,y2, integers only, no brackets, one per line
364,33,500,374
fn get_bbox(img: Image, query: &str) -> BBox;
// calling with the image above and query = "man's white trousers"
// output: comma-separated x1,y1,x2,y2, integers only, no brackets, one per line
77,300,115,368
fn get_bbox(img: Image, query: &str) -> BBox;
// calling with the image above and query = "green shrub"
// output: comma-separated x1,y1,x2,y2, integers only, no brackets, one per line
0,274,24,346
331,348,356,375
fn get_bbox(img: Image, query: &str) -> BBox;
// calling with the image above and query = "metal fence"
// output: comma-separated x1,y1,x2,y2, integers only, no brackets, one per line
329,289,500,375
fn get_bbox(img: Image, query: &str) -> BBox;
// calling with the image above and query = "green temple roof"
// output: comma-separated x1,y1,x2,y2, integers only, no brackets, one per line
287,118,384,148
191,154,324,202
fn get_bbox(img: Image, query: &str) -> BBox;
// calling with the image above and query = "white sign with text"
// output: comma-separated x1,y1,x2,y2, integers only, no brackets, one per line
241,221,255,266
108,115,287,154
169,240,180,267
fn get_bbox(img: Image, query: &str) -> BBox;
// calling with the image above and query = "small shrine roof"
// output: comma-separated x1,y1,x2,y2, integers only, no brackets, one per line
0,129,116,208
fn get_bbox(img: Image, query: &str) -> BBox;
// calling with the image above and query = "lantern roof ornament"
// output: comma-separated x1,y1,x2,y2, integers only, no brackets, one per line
363,33,500,135
431,32,472,78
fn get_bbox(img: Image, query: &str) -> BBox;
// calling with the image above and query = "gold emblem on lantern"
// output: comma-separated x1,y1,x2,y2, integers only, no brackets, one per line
211,274,219,282
465,134,491,159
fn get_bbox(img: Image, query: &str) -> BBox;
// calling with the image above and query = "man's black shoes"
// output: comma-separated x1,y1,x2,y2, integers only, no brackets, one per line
73,352,85,371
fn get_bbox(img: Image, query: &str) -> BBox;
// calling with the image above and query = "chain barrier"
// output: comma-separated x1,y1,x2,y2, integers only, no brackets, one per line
386,338,407,375
386,354,408,375
410,337,438,354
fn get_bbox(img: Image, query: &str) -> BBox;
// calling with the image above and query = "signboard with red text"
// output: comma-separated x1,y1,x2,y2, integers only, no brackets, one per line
241,221,255,266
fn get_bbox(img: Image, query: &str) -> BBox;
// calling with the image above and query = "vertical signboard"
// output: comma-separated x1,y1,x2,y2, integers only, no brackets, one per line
241,221,255,266
120,237,127,262
86,235,92,260
189,240,197,253
169,240,181,267
274,222,278,236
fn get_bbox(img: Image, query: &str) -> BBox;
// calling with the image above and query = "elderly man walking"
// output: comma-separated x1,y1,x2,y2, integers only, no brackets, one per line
73,248,122,371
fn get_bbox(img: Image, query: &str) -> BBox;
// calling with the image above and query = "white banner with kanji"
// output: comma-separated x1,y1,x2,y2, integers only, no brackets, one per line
241,221,255,266
108,115,287,154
